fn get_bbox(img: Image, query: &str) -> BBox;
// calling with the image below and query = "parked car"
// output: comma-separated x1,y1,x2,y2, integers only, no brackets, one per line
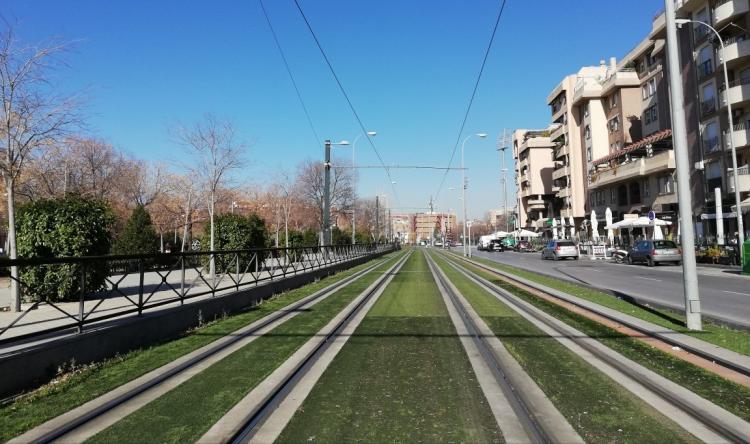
627,240,681,266
489,239,504,252
514,240,535,252
541,239,579,260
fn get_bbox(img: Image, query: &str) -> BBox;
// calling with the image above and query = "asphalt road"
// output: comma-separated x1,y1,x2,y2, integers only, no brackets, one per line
450,246,750,328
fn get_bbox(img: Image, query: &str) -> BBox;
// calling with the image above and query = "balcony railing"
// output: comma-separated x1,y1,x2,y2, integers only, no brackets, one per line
697,59,715,80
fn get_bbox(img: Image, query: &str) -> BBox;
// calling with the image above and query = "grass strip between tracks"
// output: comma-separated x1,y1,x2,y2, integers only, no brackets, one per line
459,253,750,357
0,251,400,443
432,254,698,443
449,256,750,425
276,250,503,444
87,252,403,443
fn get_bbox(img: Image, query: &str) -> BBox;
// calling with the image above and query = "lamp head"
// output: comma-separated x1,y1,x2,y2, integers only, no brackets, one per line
367,131,377,136
477,133,488,138
337,140,350,145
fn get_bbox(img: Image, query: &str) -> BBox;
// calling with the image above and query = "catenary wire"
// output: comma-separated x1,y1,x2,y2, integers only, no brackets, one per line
291,0,399,203
434,0,508,201
258,0,321,146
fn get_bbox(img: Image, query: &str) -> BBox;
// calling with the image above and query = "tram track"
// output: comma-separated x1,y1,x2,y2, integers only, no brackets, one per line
438,251,750,443
10,252,403,444
198,250,412,444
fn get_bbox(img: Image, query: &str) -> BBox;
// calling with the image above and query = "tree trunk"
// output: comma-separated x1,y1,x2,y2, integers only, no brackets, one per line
5,176,20,312
160,232,164,253
181,192,192,252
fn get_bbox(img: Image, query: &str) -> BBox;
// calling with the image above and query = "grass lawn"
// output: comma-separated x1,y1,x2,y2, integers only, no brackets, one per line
0,251,399,443
456,252,750,357
87,253,402,443
451,257,750,424
277,250,503,443
432,253,699,443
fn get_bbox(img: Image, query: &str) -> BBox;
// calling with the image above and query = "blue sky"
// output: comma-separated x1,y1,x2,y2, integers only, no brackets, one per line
5,0,662,219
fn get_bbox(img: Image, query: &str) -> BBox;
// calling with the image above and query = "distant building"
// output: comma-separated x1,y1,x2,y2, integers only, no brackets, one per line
513,129,556,229
412,212,457,244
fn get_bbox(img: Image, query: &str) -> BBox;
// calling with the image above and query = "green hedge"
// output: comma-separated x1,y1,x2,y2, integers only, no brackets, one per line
16,196,115,302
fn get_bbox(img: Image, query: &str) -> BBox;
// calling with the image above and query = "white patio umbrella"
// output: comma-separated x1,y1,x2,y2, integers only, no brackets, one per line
569,215,575,238
591,210,599,242
552,217,558,239
605,207,614,244
654,224,664,240
514,229,540,238
560,217,566,239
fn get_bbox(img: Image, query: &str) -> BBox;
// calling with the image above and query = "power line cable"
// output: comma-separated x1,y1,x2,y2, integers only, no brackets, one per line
258,0,321,146
434,0,508,201
291,0,399,202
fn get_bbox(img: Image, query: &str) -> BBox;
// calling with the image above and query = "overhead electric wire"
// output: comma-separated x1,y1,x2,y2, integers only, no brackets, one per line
258,0,321,146
291,0,399,203
434,0,508,201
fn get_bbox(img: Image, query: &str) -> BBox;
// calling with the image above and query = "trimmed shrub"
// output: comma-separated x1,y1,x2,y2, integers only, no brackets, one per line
16,195,115,302
202,213,268,273
113,205,159,255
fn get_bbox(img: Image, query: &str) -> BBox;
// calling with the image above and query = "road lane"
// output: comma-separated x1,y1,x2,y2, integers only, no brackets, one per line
450,247,750,328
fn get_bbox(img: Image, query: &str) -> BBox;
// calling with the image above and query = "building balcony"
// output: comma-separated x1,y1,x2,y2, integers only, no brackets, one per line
552,166,569,181
714,0,750,28
551,185,560,193
527,197,547,210
572,80,603,106
724,123,750,149
557,186,572,199
719,34,750,69
554,143,570,159
601,68,640,95
589,150,675,189
728,165,750,193
721,78,750,108
518,157,529,170
549,123,566,142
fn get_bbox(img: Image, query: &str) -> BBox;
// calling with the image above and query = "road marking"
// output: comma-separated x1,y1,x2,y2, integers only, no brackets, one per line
723,290,750,296
635,276,662,282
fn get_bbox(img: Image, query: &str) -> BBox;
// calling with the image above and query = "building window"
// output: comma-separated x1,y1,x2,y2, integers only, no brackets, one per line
642,77,657,99
584,104,589,118
642,179,650,198
587,146,592,162
658,175,674,195
617,185,628,206
644,105,658,125
629,181,642,205
610,187,617,204
703,120,719,153
608,115,620,133
585,125,591,139
609,94,618,109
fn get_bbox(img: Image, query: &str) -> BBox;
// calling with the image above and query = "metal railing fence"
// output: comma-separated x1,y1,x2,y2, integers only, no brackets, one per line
0,243,395,344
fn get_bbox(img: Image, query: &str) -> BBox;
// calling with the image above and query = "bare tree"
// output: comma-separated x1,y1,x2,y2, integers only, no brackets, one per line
176,114,246,276
295,158,355,242
0,28,78,311
165,173,202,252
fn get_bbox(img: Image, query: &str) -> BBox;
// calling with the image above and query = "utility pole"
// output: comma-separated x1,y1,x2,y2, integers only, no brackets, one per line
498,129,511,232
375,195,380,243
323,140,332,246
429,195,434,247
664,0,702,330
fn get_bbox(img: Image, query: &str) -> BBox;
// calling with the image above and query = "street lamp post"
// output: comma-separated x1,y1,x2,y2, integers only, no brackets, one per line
461,133,488,256
665,3,702,330
323,139,350,246
676,18,745,264
350,131,376,245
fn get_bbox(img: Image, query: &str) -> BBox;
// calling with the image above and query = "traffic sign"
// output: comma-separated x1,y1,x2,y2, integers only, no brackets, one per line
648,210,656,221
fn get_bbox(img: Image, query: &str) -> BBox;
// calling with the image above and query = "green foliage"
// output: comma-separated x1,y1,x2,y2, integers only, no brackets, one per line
113,205,158,255
16,195,115,302
202,213,268,272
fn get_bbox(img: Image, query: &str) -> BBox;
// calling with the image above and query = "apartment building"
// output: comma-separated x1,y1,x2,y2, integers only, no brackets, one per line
412,212,457,244
513,129,556,228
390,213,411,244
588,32,679,226
674,0,750,237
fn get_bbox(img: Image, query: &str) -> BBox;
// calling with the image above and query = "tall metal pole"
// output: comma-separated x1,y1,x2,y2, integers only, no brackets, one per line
429,195,434,247
462,139,468,256
323,140,332,246
375,195,380,243
665,1,702,330
498,129,510,233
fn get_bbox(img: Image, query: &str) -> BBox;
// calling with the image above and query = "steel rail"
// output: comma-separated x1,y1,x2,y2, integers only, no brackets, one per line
423,252,549,443
229,250,413,444
18,253,400,444
439,251,750,443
